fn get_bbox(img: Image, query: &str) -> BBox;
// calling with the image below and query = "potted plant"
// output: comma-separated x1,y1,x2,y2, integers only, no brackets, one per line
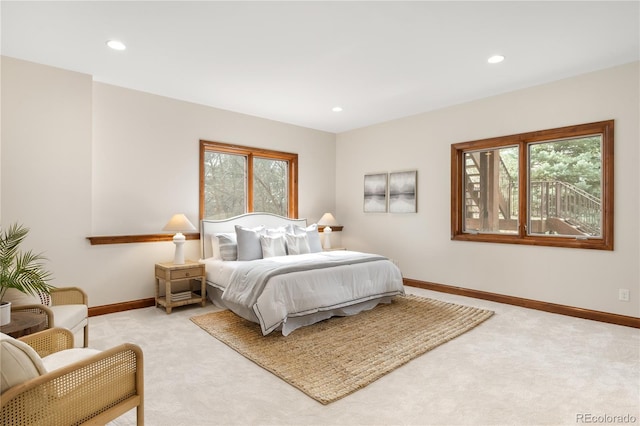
0,223,53,326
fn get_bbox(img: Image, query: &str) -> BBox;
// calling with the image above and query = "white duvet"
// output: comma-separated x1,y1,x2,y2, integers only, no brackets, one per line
201,250,404,335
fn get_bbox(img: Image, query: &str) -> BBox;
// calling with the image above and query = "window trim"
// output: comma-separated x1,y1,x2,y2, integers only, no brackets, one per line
451,120,614,250
199,140,298,220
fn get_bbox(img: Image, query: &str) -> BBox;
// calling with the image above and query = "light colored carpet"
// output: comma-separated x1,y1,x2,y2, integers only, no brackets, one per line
190,294,494,404
93,286,639,426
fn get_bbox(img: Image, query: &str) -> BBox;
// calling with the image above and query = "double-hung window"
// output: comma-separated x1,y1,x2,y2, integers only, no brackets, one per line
451,120,613,250
200,141,298,219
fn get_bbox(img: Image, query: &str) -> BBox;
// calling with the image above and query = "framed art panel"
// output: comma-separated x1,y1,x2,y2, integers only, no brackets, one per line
363,173,388,213
389,170,417,213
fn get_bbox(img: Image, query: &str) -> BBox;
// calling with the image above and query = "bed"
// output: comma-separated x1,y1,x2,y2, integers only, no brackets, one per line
199,213,404,336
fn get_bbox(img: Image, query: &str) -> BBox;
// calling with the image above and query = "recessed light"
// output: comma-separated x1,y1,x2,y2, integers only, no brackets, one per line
332,106,343,112
106,40,126,51
488,55,505,64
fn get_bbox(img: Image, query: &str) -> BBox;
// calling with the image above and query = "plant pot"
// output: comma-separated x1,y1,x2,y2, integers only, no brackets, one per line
0,301,11,326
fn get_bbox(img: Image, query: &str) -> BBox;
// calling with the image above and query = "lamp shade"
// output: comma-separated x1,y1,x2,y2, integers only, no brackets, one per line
163,214,196,233
318,213,339,227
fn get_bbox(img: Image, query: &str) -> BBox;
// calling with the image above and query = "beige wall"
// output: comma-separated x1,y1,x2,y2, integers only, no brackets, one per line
2,55,638,318
336,61,640,317
1,56,336,306
1,56,94,299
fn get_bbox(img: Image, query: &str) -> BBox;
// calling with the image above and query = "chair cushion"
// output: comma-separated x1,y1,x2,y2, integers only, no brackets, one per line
42,348,102,371
50,305,88,330
0,333,46,394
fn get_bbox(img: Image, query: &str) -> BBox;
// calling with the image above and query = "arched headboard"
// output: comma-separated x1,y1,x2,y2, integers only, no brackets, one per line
200,212,307,259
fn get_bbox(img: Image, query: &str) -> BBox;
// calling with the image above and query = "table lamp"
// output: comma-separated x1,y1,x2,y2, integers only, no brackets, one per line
163,213,197,264
318,212,339,250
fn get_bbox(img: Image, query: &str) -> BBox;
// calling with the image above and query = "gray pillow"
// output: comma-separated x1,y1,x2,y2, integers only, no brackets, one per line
235,225,266,261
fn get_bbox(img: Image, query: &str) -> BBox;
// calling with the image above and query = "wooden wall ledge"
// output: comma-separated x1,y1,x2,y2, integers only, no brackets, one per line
319,225,343,232
88,224,341,245
87,232,200,245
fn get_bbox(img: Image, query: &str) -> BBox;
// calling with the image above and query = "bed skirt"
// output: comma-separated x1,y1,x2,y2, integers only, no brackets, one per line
206,282,394,336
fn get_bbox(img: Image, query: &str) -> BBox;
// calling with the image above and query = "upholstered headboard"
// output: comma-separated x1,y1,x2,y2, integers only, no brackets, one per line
200,213,307,259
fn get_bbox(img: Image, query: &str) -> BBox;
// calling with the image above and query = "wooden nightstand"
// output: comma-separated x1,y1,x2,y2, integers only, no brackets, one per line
155,260,206,314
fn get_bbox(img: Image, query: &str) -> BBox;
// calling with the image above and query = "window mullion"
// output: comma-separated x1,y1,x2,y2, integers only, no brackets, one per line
247,154,254,212
519,141,528,237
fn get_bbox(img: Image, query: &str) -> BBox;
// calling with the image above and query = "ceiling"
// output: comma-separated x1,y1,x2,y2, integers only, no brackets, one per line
2,1,639,133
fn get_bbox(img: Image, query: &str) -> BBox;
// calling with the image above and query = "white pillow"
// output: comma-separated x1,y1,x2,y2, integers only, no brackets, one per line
290,223,322,253
1,333,46,393
259,234,287,258
214,233,237,261
266,226,288,237
235,225,266,261
285,233,311,255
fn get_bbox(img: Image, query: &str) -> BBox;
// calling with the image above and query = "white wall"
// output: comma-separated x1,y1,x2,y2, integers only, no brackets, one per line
336,62,640,317
2,55,638,318
1,56,336,306
1,56,94,300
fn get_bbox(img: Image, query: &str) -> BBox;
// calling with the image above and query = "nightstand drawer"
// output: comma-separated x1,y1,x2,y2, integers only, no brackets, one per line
170,266,204,280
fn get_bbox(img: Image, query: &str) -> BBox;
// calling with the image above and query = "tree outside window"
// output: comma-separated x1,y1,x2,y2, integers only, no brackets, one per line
200,141,298,220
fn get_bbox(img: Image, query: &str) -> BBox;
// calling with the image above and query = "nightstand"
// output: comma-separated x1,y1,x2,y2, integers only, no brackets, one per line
155,260,206,314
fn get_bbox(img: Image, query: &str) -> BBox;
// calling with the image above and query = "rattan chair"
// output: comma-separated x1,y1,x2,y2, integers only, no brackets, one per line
1,328,144,425
8,287,89,347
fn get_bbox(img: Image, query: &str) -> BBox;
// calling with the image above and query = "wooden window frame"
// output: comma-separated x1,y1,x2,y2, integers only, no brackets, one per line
199,140,298,219
451,120,614,250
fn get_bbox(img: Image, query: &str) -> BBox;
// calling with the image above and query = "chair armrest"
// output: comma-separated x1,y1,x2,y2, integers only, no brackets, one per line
50,287,88,306
1,343,144,426
19,327,74,357
10,304,54,329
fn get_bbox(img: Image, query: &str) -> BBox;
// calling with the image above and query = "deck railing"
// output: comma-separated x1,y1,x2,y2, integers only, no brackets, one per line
529,181,601,235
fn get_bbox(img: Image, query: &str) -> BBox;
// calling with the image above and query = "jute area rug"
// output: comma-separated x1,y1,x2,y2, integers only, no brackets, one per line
190,294,493,404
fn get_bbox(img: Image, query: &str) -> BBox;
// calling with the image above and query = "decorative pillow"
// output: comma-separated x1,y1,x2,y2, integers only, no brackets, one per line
235,225,266,261
265,227,288,254
285,233,311,255
209,234,221,259
259,234,287,258
290,224,322,253
214,233,237,261
1,333,46,393
266,226,288,236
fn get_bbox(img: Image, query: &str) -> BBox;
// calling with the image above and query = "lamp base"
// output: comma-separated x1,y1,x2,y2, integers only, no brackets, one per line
323,227,332,250
173,233,186,265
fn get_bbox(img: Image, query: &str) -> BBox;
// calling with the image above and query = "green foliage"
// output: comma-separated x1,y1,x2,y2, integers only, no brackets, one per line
529,136,601,197
0,223,54,303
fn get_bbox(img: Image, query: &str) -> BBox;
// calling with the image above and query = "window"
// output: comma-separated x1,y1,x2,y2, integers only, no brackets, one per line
451,120,613,250
200,141,298,219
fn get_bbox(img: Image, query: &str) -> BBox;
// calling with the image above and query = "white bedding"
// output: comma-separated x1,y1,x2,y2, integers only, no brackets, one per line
201,250,404,335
